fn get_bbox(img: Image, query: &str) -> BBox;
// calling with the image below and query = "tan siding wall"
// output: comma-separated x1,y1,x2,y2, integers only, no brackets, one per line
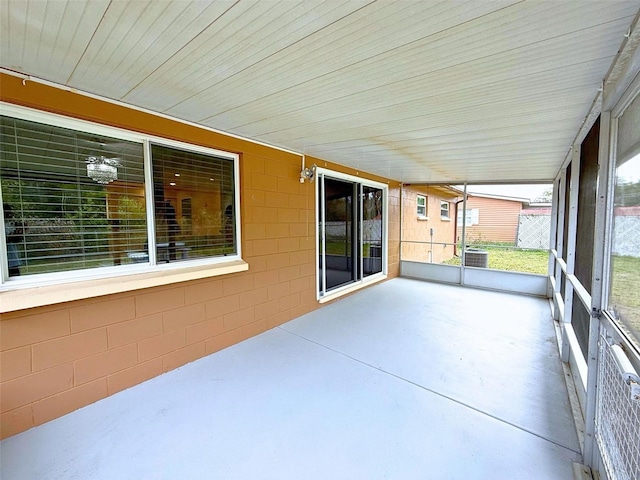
401,186,456,263
0,74,401,438
465,197,522,244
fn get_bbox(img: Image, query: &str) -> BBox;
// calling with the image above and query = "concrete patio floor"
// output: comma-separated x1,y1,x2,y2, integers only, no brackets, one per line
0,278,581,479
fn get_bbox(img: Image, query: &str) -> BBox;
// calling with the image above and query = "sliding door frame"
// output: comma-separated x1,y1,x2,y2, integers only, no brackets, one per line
315,168,388,302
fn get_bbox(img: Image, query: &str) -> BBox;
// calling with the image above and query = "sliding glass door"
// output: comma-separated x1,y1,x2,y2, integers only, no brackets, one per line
362,185,383,277
317,171,386,298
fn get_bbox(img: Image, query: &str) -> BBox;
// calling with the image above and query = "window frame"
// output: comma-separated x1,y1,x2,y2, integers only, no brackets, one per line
604,80,640,354
416,194,427,217
0,102,243,292
440,200,450,219
315,167,388,303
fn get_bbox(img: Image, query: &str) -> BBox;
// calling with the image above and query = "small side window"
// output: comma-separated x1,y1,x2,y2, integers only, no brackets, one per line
417,195,427,217
440,201,450,219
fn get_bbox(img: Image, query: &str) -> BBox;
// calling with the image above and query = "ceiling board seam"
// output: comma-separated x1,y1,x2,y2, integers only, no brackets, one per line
170,1,632,115
52,0,77,73
233,54,613,130
95,1,174,87
261,84,597,143
201,4,634,122
119,0,242,100
198,0,527,121
250,63,608,136
35,0,47,66
82,2,156,85
65,0,111,84
165,0,378,112
0,69,303,158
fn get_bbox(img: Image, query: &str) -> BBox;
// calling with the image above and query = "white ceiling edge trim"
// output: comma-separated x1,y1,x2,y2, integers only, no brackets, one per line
400,179,555,186
560,9,640,173
603,10,640,112
0,68,304,159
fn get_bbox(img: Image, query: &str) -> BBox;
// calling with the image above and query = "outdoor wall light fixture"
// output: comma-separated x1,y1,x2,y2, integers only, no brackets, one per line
300,164,317,183
86,156,121,184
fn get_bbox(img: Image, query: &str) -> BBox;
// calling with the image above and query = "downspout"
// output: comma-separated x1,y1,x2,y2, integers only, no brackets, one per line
428,228,433,263
454,198,464,257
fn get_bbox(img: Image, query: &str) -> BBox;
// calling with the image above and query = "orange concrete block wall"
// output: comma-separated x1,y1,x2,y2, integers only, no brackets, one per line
401,187,456,264
0,74,400,439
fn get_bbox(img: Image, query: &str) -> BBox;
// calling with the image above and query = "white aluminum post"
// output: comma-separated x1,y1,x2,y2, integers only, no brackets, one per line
547,179,560,301
555,170,567,299
460,183,467,286
399,183,404,270
562,145,581,362
583,111,612,467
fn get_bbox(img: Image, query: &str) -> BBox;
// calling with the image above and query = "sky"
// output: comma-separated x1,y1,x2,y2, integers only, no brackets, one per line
617,152,640,183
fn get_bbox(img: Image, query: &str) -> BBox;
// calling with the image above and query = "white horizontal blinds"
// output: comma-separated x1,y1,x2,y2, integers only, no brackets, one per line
617,92,640,164
609,92,640,350
0,115,146,277
150,144,236,263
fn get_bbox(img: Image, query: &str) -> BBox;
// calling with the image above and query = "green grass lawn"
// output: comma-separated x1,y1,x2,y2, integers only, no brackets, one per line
324,240,373,257
609,255,640,346
442,245,549,274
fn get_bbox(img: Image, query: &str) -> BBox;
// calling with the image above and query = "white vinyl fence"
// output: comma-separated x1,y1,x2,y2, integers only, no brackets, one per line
612,216,640,257
517,214,550,249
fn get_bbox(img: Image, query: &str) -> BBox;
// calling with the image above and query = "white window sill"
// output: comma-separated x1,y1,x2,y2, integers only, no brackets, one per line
0,259,249,313
417,216,430,221
441,217,451,221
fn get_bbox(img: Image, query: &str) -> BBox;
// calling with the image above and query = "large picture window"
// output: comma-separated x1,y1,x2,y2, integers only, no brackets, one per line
0,107,240,285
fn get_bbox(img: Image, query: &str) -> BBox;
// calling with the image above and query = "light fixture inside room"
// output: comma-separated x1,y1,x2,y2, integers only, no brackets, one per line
86,156,121,184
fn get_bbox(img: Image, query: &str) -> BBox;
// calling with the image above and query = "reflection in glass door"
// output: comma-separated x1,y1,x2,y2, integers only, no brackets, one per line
362,185,383,277
318,172,386,298
319,177,357,291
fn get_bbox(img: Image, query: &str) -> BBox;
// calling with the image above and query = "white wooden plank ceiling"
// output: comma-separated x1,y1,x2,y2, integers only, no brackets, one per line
1,0,638,183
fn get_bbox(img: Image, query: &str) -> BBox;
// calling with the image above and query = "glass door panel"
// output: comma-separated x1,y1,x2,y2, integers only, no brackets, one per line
323,177,357,291
317,172,386,299
362,185,383,277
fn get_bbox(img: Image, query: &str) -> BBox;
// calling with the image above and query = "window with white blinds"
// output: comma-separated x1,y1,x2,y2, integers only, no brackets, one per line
0,108,240,284
150,144,236,263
